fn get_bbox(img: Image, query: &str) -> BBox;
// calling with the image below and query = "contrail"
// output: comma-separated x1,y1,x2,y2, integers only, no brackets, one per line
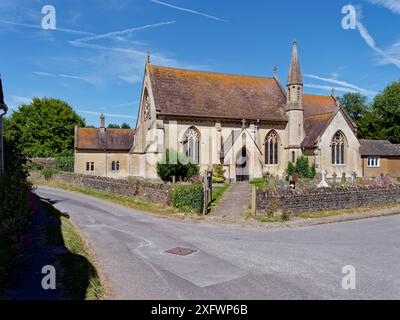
304,74,377,96
150,0,227,22
75,21,176,42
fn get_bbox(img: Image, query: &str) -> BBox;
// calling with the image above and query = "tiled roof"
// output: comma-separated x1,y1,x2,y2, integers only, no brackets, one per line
302,94,338,147
360,140,400,156
148,65,343,148
75,128,135,151
149,65,287,122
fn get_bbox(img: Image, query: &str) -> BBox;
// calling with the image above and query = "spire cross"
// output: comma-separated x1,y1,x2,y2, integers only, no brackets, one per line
241,119,246,129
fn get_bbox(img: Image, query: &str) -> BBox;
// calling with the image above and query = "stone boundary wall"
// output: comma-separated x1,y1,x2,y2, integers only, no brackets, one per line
256,185,400,215
33,172,174,204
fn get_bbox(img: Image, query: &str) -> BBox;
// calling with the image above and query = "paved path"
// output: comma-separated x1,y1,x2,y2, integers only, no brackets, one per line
34,186,400,300
215,183,251,217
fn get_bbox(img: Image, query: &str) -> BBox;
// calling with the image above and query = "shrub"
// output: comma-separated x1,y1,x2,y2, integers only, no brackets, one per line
286,156,316,179
0,126,31,292
54,154,74,172
42,167,60,181
171,184,204,214
212,164,226,183
157,149,200,182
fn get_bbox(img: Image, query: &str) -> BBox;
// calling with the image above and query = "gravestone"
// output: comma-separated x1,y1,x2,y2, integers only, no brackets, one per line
341,173,346,184
351,172,357,185
317,170,329,188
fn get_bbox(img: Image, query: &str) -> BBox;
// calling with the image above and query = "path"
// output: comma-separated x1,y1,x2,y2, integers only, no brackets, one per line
214,183,251,217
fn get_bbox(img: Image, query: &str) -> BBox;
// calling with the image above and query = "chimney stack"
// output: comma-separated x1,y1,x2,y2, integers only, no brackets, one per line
100,113,105,129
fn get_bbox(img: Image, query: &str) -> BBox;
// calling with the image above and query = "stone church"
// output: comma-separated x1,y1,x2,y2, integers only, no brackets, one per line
74,41,400,181
130,41,361,181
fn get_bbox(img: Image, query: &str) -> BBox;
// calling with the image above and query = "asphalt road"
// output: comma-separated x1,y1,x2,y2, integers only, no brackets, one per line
36,186,400,300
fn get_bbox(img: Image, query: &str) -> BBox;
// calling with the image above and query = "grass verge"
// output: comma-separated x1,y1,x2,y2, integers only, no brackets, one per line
41,199,109,300
298,204,400,219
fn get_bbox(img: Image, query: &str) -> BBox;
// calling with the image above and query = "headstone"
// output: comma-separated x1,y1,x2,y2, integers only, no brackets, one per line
332,173,337,188
317,170,329,188
383,175,392,186
341,173,346,184
351,172,357,185
378,174,385,187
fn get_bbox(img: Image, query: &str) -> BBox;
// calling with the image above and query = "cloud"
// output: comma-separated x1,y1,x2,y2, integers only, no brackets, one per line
304,74,377,96
356,20,400,69
150,0,227,22
368,0,400,14
33,71,100,85
74,21,176,43
10,95,32,104
80,110,137,119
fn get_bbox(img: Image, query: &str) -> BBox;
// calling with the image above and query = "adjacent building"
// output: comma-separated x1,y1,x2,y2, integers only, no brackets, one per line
74,114,135,178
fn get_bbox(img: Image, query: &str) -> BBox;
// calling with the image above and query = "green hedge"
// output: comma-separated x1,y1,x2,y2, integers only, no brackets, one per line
171,184,204,214
0,174,31,291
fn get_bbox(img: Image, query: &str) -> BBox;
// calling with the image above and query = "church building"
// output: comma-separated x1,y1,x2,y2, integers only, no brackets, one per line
129,41,362,181
75,41,400,181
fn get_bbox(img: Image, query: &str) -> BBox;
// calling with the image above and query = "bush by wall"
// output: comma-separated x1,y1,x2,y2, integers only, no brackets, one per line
171,183,204,214
157,149,200,182
286,156,316,179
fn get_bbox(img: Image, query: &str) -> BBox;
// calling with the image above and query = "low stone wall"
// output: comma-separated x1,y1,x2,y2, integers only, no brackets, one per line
256,185,400,215
33,172,174,204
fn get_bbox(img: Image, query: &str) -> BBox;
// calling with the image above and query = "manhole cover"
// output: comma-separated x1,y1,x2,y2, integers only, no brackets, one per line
165,247,197,256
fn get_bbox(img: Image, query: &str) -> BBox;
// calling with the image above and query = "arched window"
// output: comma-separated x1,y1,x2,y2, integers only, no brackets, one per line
111,161,120,171
292,151,296,163
331,131,346,165
265,131,279,165
183,127,200,163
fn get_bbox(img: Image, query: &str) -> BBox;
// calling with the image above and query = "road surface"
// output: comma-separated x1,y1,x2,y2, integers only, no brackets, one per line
36,186,400,300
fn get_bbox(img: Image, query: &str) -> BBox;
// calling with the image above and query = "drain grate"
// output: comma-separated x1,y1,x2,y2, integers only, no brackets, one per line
165,247,197,256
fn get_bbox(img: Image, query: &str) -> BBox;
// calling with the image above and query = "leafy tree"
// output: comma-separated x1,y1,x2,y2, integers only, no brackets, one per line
371,81,400,143
4,98,85,157
157,149,199,182
339,93,369,122
108,124,120,128
121,122,131,129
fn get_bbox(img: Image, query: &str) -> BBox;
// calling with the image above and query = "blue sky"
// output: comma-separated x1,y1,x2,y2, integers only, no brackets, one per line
0,0,399,127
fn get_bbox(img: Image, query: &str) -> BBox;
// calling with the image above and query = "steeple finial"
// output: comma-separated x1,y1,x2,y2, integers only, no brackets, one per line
273,66,278,77
147,51,151,64
287,40,303,86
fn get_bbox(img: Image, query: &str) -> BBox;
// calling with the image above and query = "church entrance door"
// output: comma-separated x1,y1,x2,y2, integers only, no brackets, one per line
236,147,249,182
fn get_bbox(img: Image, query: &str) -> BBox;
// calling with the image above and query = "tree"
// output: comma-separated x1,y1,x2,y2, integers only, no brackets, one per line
4,98,85,157
371,81,400,143
108,124,120,128
121,122,131,129
339,93,369,122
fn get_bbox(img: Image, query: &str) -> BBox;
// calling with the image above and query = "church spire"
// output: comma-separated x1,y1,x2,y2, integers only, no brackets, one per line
287,40,303,86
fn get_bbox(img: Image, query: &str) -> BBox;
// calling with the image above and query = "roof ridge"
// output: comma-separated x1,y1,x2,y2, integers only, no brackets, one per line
150,64,275,81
